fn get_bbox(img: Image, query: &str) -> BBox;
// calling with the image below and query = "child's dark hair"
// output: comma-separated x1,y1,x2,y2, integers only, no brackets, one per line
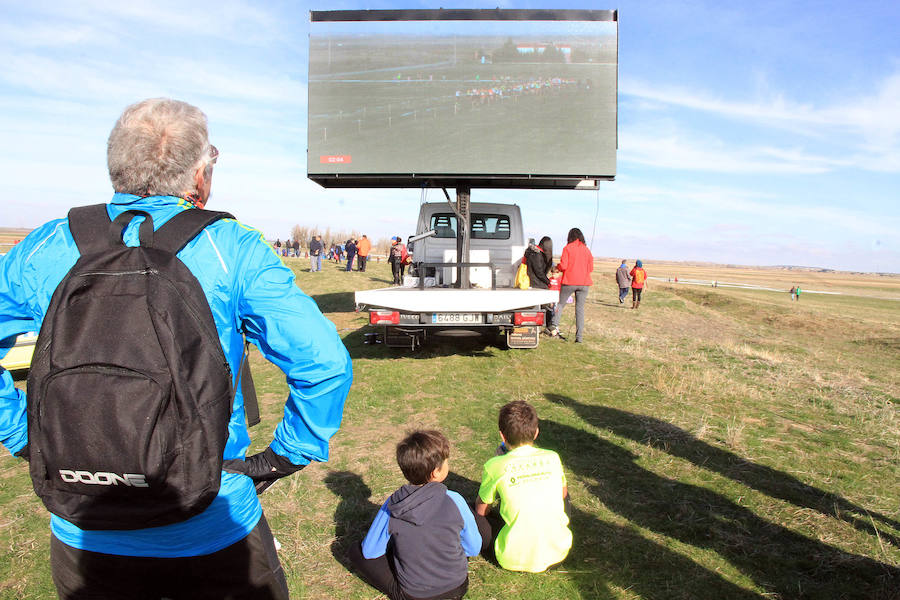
396,430,450,485
499,401,539,447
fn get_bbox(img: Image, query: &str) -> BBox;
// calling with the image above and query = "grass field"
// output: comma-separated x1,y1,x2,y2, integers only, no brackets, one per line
1,256,898,599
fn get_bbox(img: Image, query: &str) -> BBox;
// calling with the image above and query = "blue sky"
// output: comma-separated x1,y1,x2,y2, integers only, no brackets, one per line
1,1,898,273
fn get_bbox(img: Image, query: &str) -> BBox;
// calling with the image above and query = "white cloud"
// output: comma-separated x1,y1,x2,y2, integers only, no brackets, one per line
622,78,822,127
13,0,290,48
0,49,305,108
620,131,837,175
601,176,899,239
0,22,100,47
621,71,900,173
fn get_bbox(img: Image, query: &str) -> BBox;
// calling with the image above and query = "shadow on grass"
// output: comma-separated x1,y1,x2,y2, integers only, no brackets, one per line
562,503,763,600
444,471,481,500
325,260,393,283
324,471,380,574
341,327,500,361
310,291,356,313
590,297,627,309
547,394,900,546
453,460,762,599
322,468,766,599
538,408,900,599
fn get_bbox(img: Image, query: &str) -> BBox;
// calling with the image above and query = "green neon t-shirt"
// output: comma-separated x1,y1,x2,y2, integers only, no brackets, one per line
478,445,572,572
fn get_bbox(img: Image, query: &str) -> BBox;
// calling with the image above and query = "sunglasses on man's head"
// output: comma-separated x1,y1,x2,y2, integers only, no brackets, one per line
208,144,219,165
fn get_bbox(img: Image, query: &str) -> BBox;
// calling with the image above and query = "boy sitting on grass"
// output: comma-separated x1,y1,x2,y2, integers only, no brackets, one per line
348,430,482,600
475,400,572,572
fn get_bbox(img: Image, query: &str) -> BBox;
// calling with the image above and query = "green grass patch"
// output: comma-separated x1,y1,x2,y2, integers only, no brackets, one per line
1,258,898,599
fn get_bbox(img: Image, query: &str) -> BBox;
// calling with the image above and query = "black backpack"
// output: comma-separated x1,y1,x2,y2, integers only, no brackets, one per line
26,204,250,530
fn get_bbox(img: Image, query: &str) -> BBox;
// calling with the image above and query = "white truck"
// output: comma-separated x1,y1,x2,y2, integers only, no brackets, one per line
354,200,558,349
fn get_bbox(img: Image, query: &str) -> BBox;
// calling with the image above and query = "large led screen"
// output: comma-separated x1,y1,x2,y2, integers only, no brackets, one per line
308,10,617,188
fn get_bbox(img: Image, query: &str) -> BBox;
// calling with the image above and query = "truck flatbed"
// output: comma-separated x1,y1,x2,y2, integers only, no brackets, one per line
355,287,559,313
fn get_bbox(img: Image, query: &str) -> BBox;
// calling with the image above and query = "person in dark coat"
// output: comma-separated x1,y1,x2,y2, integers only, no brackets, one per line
525,236,554,325
309,235,324,272
389,236,405,285
345,239,357,272
524,237,553,289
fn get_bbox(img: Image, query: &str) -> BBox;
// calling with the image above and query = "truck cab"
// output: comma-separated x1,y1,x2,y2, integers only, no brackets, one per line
409,202,526,288
355,201,558,349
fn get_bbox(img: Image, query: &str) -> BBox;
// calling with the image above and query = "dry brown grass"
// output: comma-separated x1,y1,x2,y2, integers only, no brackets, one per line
594,256,900,296
0,229,32,255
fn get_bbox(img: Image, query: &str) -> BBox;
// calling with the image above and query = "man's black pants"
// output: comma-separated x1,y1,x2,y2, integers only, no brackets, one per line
50,515,289,600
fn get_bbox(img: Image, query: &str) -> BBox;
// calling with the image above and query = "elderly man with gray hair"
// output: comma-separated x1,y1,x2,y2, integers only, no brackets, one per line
0,98,353,599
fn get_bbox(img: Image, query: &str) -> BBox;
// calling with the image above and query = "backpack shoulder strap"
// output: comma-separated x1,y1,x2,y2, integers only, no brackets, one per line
69,204,160,254
67,204,115,255
154,208,234,255
153,208,260,427
238,340,260,427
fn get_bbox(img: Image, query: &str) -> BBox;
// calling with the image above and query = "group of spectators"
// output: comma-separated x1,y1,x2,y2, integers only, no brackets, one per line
524,229,653,343
523,228,594,344
344,235,371,272
273,238,300,257
273,235,374,273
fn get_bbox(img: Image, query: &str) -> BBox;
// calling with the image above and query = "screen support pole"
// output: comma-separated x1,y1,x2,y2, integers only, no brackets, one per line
456,186,471,288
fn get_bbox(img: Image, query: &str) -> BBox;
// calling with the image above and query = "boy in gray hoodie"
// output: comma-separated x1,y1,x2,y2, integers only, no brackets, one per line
348,430,482,600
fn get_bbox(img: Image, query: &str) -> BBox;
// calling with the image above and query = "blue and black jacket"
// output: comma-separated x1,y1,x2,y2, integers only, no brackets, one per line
0,193,353,557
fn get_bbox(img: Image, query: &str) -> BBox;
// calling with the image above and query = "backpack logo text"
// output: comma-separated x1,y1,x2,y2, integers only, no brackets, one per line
59,470,149,487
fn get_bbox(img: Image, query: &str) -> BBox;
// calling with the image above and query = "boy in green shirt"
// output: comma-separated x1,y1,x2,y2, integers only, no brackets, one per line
475,401,572,572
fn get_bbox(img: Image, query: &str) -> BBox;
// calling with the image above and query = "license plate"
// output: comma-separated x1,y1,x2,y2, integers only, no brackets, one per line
431,313,482,324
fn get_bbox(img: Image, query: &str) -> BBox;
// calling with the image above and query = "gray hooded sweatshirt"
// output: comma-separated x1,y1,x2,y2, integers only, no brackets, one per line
387,482,468,598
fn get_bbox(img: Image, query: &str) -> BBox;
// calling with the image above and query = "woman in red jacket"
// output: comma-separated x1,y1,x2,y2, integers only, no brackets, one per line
548,228,593,343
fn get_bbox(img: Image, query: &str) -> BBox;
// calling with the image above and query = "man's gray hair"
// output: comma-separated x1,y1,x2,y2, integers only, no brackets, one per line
107,98,211,197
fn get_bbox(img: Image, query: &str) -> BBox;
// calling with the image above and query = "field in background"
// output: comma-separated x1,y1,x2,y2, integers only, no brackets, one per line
596,257,900,300
1,256,898,599
0,229,31,256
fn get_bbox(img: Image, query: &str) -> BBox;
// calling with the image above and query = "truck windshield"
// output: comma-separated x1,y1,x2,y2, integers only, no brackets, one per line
429,213,510,240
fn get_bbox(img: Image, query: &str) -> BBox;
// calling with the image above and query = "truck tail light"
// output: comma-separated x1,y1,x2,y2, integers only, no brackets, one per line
370,310,400,325
513,311,544,326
